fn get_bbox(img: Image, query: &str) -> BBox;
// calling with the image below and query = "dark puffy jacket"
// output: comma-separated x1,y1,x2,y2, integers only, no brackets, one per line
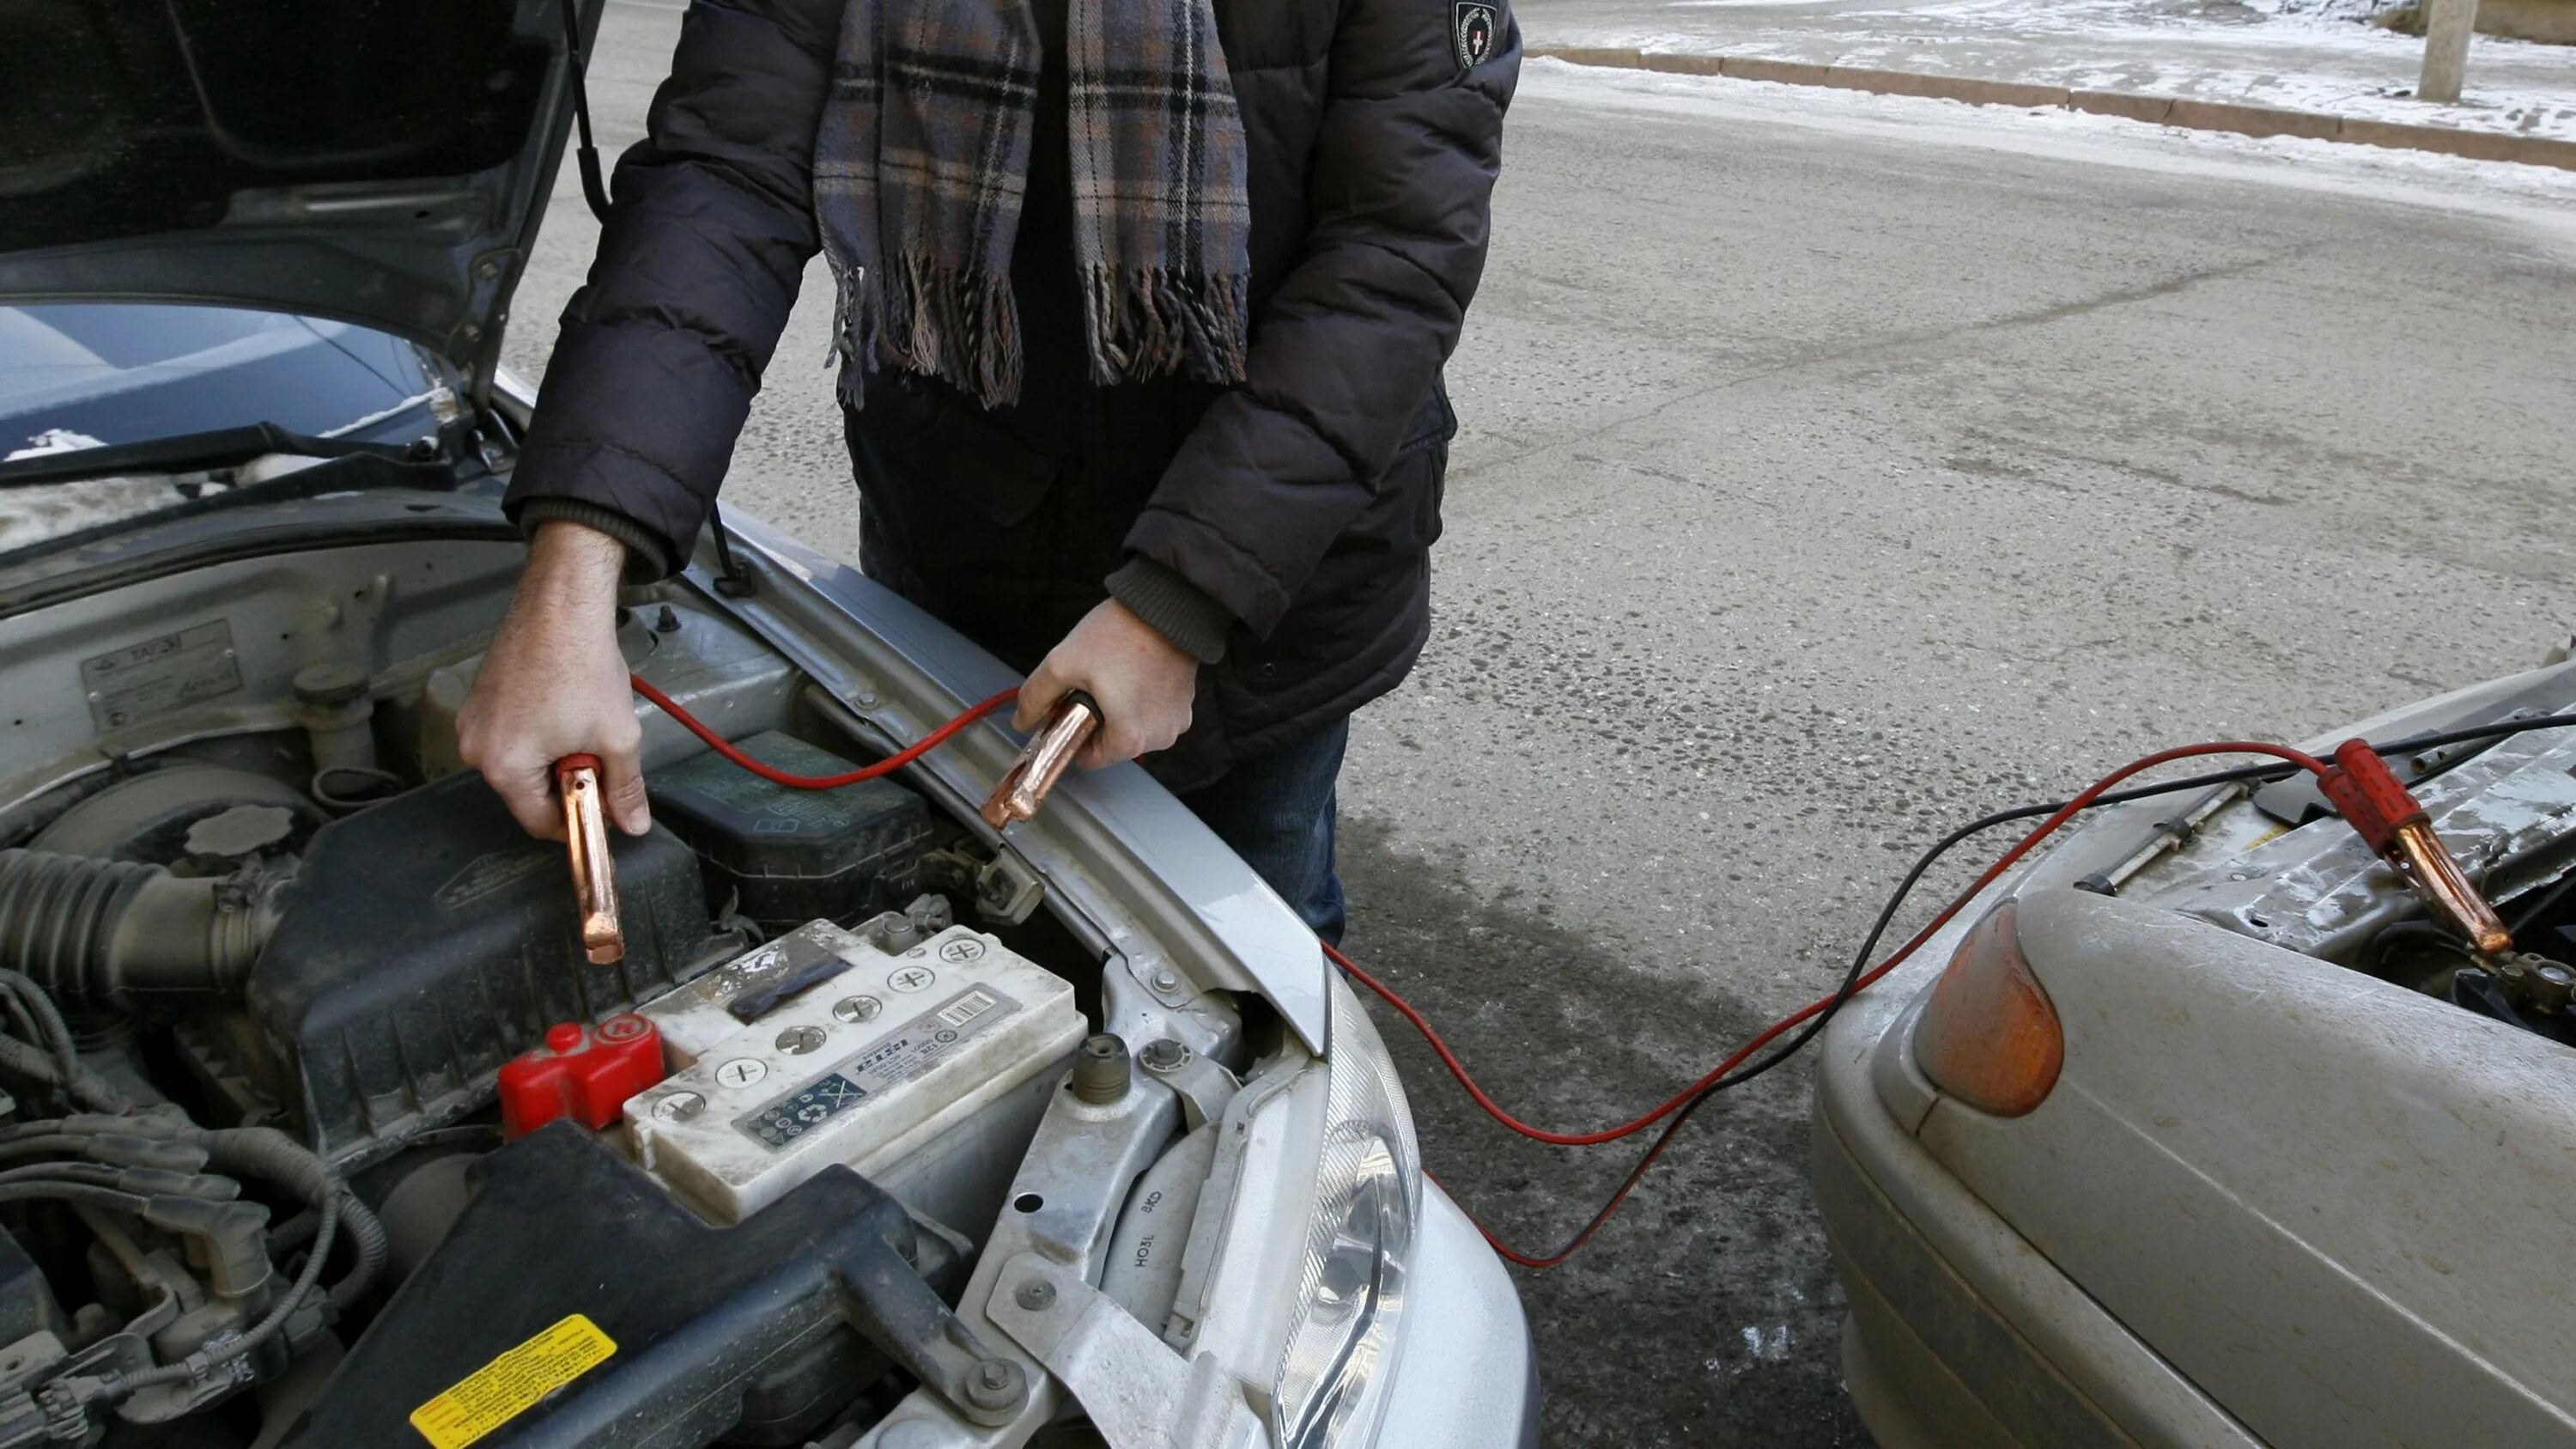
505,0,1519,789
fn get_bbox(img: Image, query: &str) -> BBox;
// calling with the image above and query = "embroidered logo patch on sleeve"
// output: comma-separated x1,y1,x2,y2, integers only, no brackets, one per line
1454,0,1498,70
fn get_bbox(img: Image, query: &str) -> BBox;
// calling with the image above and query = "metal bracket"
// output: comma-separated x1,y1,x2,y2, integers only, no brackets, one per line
837,1245,1026,1428
1137,1041,1240,1133
1125,950,1198,1009
856,1068,1179,1448
985,1254,1265,1449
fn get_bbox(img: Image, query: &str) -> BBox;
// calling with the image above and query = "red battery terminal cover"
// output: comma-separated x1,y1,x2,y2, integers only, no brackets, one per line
498,1014,665,1140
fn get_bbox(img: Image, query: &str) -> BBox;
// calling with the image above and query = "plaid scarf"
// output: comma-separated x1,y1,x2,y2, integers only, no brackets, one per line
816,0,1252,411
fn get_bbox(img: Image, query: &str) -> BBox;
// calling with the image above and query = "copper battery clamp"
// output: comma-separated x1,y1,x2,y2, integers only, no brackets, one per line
2318,739,2512,959
556,753,626,965
981,692,1101,831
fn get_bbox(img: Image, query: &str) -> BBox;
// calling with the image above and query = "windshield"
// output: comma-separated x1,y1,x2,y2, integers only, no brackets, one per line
0,303,453,554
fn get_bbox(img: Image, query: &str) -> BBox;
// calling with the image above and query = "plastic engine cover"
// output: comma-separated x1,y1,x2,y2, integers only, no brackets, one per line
285,1124,963,1449
629,921,1084,1222
247,770,714,1165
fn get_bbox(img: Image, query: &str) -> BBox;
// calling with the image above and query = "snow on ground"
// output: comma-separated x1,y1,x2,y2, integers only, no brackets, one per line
1531,0,2576,139
1522,55,2576,231
2239,0,2390,24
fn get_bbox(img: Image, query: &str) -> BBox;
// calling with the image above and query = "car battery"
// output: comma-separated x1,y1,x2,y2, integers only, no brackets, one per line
648,733,940,930
626,920,1084,1223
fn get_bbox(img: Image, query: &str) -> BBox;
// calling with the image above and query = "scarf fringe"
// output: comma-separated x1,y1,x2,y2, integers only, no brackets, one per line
1082,265,1250,389
829,256,873,411
860,252,1026,411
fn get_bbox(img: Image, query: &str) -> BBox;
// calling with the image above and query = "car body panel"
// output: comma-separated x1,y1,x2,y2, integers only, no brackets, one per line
0,1,597,395
1815,663,2576,1447
1814,1064,2263,1449
1371,1185,1543,1449
1817,884,2264,1449
1923,889,2576,1446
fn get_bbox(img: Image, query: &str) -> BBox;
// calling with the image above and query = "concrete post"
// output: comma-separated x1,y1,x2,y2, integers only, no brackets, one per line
2420,0,2480,105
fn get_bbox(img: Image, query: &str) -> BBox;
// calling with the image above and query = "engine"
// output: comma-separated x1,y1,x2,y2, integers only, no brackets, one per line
0,587,1105,1449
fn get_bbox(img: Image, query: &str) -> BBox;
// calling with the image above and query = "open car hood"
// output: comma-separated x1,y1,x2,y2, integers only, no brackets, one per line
0,0,598,401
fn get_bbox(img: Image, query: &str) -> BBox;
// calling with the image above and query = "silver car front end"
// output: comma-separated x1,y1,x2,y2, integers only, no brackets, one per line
695,515,1539,1449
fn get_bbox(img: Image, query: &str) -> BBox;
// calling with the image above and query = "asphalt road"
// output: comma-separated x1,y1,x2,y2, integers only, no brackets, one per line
511,10,2576,1445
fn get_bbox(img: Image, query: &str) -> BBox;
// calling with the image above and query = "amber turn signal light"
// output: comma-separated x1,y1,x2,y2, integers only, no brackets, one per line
1913,901,2063,1117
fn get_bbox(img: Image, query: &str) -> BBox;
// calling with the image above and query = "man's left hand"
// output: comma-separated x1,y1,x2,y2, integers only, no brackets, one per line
1017,599,1199,768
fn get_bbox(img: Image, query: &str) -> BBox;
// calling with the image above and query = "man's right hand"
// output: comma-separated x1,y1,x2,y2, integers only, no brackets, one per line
457,521,653,842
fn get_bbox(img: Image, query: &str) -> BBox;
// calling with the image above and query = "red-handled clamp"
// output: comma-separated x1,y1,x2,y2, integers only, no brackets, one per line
556,753,625,965
2318,739,2511,958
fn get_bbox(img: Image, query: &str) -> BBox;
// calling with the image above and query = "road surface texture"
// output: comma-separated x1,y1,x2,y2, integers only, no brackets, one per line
513,9,2576,1445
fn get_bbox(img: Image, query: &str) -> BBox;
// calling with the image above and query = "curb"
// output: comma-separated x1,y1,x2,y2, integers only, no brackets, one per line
1531,47,2576,172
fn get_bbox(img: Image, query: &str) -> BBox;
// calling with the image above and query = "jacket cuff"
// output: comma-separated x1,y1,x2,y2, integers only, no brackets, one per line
514,498,673,585
1106,556,1234,665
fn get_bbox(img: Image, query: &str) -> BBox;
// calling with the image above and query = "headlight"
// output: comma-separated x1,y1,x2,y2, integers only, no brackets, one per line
1269,978,1420,1448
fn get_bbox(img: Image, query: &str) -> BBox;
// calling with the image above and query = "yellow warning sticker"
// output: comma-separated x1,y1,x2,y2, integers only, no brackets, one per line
409,1312,617,1449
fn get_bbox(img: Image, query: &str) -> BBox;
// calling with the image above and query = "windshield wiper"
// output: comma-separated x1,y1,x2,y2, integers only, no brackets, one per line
0,423,436,490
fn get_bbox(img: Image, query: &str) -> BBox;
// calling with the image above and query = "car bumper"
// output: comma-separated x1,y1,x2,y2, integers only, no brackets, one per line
1810,991,2263,1449
1372,1182,1542,1449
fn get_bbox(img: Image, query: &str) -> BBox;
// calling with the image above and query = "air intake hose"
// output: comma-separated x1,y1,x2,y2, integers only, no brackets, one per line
0,849,276,1004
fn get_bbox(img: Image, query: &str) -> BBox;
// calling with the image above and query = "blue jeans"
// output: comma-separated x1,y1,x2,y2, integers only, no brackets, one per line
1176,719,1349,945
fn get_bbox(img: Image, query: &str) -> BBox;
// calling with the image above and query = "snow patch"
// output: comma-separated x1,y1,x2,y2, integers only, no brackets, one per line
2242,0,2396,23
0,478,207,553
6,429,106,460
1536,0,2576,142
1525,57,2576,235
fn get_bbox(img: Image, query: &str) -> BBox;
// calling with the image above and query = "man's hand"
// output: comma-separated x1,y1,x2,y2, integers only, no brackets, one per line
457,521,651,841
1016,600,1198,769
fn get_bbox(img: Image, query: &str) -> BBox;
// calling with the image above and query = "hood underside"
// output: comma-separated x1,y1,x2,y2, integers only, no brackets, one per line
0,0,593,394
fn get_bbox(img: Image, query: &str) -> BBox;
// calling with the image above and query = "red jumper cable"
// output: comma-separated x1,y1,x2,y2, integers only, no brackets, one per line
629,675,2512,1270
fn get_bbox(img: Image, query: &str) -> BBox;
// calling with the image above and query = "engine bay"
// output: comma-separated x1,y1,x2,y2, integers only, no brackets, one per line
2099,687,2576,1049
0,533,1265,1448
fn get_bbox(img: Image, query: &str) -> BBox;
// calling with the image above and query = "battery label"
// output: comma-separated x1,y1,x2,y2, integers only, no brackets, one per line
736,986,1021,1154
409,1312,616,1448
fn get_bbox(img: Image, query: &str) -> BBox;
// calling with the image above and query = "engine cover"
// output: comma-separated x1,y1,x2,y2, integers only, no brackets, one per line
284,1124,963,1449
240,770,717,1165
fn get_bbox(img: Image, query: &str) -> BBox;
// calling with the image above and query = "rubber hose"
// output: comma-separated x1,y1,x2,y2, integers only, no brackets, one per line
0,971,79,1072
0,1034,126,1114
198,1127,386,1308
331,1193,388,1311
0,849,275,1004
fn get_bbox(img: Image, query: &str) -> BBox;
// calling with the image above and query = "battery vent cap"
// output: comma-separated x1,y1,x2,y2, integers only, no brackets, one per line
499,1014,665,1139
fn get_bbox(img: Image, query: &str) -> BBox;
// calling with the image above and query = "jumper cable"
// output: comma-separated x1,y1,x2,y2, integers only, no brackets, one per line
629,673,2567,1270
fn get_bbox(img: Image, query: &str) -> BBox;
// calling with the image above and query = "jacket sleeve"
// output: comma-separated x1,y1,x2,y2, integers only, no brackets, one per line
1119,0,1518,637
503,0,841,580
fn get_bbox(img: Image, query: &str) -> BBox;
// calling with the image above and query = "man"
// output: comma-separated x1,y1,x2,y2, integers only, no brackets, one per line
458,0,1517,941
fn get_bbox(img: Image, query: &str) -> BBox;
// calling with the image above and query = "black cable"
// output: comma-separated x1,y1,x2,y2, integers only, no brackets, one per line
1719,707,2576,1095
1488,708,2576,1265
708,501,757,597
559,1,613,224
